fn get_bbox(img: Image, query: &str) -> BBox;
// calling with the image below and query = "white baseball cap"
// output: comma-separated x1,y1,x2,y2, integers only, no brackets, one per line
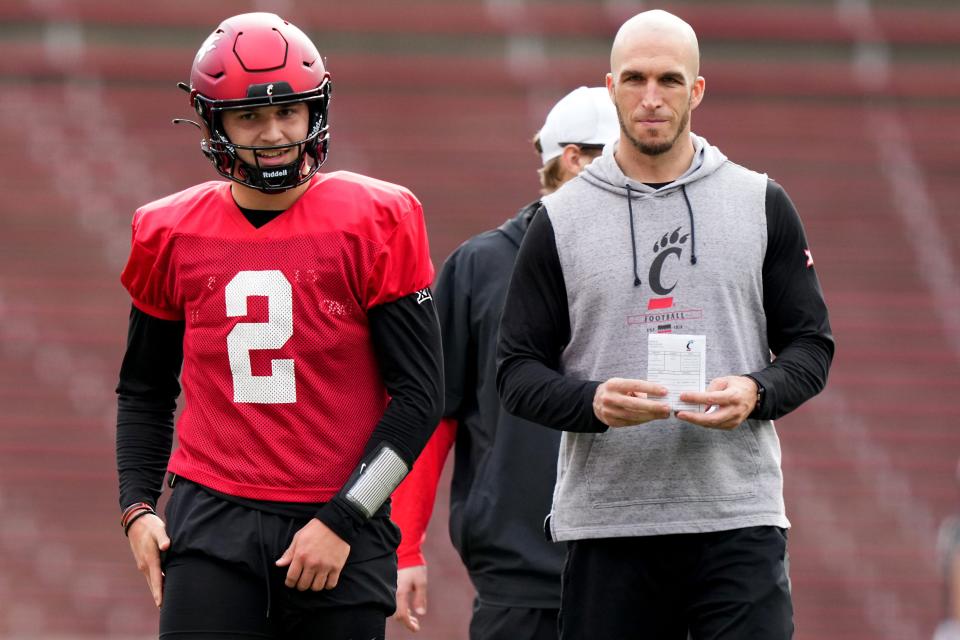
537,86,620,165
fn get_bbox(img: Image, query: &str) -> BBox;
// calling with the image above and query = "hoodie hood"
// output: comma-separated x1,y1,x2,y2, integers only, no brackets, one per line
580,133,728,196
577,132,727,286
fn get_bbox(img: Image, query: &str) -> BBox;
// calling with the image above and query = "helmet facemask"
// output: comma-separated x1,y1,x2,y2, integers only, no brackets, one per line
196,79,332,194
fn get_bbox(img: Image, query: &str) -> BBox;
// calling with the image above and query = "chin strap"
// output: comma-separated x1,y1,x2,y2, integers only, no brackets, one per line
238,158,303,193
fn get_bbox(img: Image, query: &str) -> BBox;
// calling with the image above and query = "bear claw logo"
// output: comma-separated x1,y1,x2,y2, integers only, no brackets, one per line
628,225,703,333
649,227,689,295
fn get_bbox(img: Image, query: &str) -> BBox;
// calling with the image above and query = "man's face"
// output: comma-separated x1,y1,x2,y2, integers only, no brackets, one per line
607,34,703,157
221,102,310,169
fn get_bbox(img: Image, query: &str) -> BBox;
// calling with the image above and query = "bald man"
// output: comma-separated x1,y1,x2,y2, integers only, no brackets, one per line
497,10,833,639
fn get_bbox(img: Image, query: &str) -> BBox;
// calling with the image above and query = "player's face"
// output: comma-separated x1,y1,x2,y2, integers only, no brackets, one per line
607,35,703,157
221,103,310,168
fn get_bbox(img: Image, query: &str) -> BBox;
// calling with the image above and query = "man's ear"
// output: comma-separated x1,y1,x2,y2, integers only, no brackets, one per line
558,144,582,180
690,75,705,111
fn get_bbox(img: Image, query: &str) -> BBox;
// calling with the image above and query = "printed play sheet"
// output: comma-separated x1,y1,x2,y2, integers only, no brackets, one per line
647,334,706,412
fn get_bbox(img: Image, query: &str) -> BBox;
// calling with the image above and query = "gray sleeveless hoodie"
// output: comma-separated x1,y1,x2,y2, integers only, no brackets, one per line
541,134,789,541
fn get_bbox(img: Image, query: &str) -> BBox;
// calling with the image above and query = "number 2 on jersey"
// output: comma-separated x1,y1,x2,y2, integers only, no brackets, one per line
225,270,296,403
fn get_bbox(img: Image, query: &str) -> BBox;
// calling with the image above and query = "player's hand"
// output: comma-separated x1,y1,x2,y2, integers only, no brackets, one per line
127,513,170,608
676,375,757,430
276,518,351,591
593,377,671,427
394,565,428,632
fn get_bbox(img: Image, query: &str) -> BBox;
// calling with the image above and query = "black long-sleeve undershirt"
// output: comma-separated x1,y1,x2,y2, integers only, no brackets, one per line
496,179,834,432
116,307,184,510
750,181,834,418
116,290,443,543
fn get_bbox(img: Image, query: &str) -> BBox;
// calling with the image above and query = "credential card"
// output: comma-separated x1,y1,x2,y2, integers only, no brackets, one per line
647,333,706,412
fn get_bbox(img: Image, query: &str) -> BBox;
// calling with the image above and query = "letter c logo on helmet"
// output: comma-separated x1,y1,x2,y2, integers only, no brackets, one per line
185,12,333,193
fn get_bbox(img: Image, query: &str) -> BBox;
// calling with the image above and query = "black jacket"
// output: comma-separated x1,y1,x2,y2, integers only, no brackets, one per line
439,201,564,608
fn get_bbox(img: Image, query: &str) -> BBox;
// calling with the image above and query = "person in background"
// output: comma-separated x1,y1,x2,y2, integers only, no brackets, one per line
934,460,960,640
115,12,442,639
391,86,619,640
497,10,834,640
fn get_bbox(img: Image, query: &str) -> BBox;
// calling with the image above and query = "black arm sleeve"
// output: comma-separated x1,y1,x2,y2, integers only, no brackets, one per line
315,289,444,542
747,180,835,420
496,207,607,433
115,305,184,511
363,290,444,462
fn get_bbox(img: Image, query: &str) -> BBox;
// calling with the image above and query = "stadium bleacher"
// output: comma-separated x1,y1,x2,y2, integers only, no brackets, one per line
0,1,958,638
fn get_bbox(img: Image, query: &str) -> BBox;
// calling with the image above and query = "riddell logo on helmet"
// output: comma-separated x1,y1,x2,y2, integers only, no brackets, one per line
262,169,288,178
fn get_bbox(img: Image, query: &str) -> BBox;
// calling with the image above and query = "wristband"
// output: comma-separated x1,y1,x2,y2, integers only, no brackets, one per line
343,443,409,519
123,508,155,536
121,501,156,535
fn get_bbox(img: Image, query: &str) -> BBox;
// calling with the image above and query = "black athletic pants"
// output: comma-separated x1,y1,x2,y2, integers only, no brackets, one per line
470,600,559,640
158,480,398,639
559,526,793,640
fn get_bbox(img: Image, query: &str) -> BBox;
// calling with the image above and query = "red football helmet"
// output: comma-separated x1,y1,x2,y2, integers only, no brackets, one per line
187,13,332,193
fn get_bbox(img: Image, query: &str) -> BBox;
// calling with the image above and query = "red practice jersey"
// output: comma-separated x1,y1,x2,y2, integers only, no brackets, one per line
120,173,434,502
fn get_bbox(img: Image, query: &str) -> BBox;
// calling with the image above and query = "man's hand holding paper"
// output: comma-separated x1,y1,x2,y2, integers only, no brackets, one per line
593,334,759,430
676,375,760,430
592,377,671,428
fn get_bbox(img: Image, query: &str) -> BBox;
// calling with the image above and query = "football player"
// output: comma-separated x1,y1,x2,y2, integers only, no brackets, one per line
115,12,442,640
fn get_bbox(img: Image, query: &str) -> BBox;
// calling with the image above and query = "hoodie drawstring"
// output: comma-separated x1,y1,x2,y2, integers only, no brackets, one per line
680,184,698,266
626,184,642,287
626,183,698,287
